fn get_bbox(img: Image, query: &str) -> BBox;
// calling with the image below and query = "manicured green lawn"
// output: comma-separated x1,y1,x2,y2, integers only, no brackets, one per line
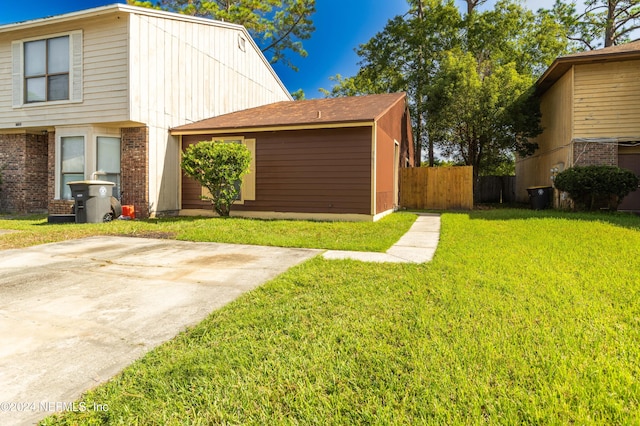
32,209,640,424
0,212,416,252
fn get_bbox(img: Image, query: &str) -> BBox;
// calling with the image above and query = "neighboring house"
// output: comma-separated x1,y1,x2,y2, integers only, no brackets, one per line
171,92,415,221
516,41,640,210
0,4,291,217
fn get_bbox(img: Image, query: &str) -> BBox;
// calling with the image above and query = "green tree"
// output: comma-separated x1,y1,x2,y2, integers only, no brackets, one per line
323,0,462,166
544,0,640,49
181,141,251,217
127,0,315,70
426,51,540,181
326,0,564,176
290,88,305,100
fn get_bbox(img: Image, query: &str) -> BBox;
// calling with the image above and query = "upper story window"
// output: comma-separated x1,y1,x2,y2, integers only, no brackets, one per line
12,31,82,107
24,36,70,103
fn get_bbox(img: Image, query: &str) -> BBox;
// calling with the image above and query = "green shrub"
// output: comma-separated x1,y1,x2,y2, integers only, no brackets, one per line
554,165,639,211
181,141,251,217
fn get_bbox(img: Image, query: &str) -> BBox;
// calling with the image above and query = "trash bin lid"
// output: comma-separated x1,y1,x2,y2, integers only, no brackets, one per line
67,180,115,186
527,185,552,189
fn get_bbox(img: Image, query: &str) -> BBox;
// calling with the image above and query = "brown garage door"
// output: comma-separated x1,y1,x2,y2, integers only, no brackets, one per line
618,153,640,211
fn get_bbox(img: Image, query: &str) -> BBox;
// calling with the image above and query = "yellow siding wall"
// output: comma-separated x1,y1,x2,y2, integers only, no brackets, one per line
574,59,640,138
516,68,574,201
0,14,130,130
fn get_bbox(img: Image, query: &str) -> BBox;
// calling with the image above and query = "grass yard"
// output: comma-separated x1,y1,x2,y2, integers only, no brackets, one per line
29,209,640,424
0,212,416,252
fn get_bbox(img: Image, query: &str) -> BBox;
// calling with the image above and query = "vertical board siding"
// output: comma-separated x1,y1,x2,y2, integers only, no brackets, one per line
516,68,574,202
574,60,640,138
181,128,372,215
129,13,289,130
129,13,291,213
399,167,473,210
0,14,130,129
375,98,407,213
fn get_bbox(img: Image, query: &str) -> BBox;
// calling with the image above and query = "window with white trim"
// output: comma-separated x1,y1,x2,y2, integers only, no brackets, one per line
60,136,85,200
24,36,70,103
12,31,82,107
97,136,121,199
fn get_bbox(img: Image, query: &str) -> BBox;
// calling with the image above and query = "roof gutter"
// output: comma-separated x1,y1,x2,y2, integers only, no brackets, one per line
0,4,246,34
171,121,375,136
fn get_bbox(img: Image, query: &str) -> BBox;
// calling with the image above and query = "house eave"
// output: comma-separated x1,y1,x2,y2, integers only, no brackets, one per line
0,4,245,34
536,49,640,96
0,4,291,101
371,93,406,122
170,121,375,136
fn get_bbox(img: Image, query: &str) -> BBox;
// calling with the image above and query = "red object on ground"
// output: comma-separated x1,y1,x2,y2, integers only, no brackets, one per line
122,205,135,219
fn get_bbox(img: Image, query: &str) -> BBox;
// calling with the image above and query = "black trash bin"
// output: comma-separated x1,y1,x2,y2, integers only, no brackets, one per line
68,180,118,223
527,186,553,210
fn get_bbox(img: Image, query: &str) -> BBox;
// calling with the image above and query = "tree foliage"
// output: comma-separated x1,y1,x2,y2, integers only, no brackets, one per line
543,0,640,49
325,0,566,176
127,0,315,70
181,141,251,217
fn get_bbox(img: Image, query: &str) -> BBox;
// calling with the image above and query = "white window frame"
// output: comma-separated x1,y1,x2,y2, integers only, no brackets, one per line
96,136,122,200
57,134,86,200
12,30,83,108
200,137,256,204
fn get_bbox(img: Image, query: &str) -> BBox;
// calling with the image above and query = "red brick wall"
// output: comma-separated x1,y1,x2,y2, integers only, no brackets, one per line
121,127,149,218
0,133,48,213
47,128,150,217
46,131,73,215
573,141,618,167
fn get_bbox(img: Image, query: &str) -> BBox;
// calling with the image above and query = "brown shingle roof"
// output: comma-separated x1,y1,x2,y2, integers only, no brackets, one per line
561,39,640,58
537,41,640,94
171,92,406,134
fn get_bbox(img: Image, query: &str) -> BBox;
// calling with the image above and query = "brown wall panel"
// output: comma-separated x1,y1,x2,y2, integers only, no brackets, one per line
375,99,408,213
181,127,372,214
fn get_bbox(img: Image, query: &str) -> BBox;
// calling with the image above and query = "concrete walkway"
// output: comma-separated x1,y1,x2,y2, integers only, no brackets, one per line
323,213,441,263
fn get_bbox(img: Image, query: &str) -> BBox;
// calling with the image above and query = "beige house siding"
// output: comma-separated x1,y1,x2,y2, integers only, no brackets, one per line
127,12,291,213
0,4,292,215
574,60,640,139
128,13,288,127
516,68,574,200
0,13,130,130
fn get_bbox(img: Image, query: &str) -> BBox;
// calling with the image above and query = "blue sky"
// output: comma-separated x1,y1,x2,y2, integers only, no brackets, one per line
0,0,556,98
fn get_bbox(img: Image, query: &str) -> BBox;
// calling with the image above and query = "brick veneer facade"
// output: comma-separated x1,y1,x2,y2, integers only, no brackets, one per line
0,133,48,213
5,126,149,217
573,141,618,167
47,131,75,215
121,127,150,218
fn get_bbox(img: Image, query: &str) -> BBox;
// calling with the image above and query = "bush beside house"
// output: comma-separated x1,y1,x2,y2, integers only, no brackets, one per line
554,165,639,211
181,141,251,217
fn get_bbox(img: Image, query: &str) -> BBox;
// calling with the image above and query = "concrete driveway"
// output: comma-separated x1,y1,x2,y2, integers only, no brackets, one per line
0,236,319,426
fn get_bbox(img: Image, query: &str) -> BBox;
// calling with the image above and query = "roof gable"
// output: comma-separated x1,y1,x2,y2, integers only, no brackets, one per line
537,40,640,95
171,93,407,134
0,4,246,34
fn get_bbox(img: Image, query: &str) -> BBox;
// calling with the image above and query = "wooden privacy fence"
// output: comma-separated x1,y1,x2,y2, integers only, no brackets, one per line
475,175,516,203
399,166,473,210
